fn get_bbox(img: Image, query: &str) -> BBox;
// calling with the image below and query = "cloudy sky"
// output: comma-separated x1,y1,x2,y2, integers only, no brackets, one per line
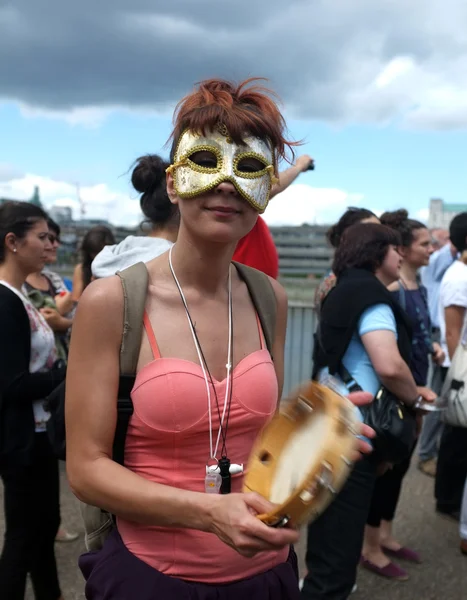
1,1,466,226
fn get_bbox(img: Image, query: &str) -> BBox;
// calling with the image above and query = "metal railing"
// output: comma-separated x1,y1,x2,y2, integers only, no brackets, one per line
283,302,316,397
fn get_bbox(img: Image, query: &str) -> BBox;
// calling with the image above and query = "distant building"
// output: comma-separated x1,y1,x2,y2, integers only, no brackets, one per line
49,205,74,224
428,198,467,229
270,224,333,277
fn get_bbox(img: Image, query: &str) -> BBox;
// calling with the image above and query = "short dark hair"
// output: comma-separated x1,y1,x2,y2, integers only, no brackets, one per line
380,209,426,247
333,222,401,278
449,212,467,252
0,201,48,263
327,207,378,248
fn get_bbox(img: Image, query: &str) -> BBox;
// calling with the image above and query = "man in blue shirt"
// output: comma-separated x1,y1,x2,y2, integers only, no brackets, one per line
418,230,456,476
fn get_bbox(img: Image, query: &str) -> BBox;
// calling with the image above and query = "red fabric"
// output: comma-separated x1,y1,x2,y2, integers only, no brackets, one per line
233,216,279,279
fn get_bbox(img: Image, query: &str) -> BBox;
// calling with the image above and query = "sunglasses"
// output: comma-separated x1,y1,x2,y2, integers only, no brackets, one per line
48,234,61,244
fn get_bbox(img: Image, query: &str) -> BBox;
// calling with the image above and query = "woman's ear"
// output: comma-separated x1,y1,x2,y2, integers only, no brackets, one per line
166,173,179,206
4,232,17,254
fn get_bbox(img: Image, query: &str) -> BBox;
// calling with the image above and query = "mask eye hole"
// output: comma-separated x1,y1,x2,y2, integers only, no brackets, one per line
236,157,266,173
188,150,218,169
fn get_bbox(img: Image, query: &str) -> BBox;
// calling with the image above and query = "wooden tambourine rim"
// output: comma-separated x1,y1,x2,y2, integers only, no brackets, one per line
243,381,359,527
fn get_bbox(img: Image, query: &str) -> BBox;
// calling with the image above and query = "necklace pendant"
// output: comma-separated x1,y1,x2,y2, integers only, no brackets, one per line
205,470,222,494
219,456,231,495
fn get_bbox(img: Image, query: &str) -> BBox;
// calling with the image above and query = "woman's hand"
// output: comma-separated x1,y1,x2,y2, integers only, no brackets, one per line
40,307,72,332
55,291,74,316
414,386,437,413
208,492,299,558
432,342,445,366
347,391,375,459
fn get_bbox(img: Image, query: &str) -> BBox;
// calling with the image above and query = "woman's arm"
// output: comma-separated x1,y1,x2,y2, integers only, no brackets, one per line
361,330,419,405
65,277,298,555
270,155,313,199
71,263,84,302
445,305,466,360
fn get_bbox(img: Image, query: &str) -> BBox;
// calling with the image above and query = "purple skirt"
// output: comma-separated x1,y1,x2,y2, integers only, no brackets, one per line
79,529,300,600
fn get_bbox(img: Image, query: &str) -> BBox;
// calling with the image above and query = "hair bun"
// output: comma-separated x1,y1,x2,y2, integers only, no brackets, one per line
131,155,167,194
380,209,409,229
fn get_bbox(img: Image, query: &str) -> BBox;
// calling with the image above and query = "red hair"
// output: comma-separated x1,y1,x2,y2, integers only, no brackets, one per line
169,78,300,167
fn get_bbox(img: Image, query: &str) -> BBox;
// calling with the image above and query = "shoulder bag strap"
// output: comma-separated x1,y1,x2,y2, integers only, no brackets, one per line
233,262,277,357
113,262,149,466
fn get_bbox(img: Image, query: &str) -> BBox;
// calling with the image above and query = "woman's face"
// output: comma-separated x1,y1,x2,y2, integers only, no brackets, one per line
379,245,403,284
167,174,259,246
401,227,433,268
45,229,60,264
14,219,53,274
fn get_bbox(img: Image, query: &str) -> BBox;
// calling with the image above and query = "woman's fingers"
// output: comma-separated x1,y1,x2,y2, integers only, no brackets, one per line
347,391,373,406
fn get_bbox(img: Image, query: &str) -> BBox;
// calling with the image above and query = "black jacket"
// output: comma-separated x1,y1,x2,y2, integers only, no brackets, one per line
0,284,65,466
313,268,412,378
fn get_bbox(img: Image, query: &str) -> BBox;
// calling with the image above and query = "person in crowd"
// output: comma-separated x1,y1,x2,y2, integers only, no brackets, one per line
25,217,79,544
435,213,467,522
313,207,380,311
26,218,74,361
66,78,371,600
418,228,457,476
92,155,179,278
359,210,442,580
303,222,435,599
0,201,66,600
71,225,115,301
92,154,314,279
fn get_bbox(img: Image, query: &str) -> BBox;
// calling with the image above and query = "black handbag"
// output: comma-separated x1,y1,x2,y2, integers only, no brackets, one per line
361,387,417,464
340,366,417,464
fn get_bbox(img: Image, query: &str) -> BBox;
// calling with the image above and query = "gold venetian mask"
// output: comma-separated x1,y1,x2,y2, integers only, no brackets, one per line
167,125,277,213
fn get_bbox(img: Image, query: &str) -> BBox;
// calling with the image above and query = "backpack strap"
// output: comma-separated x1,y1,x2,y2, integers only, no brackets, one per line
113,262,149,466
233,262,277,357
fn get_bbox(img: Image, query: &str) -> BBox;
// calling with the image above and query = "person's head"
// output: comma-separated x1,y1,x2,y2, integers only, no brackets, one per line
166,78,297,246
333,222,402,286
430,228,449,251
380,209,433,269
45,217,61,264
131,154,180,239
0,201,52,276
327,207,379,249
81,226,116,288
449,213,467,254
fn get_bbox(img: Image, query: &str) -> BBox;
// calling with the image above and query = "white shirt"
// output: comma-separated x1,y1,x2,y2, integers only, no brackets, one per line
439,261,467,367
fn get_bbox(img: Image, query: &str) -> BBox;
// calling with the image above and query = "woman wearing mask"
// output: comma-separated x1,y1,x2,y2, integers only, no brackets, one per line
360,210,442,580
303,222,435,599
66,78,371,599
91,155,313,279
0,201,66,600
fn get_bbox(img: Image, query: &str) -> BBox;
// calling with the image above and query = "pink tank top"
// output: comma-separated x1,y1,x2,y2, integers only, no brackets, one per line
117,311,289,583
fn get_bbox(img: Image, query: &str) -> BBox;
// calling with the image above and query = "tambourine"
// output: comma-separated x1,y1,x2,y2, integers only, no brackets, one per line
243,380,359,528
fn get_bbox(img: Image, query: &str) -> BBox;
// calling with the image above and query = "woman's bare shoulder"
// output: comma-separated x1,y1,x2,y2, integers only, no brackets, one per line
74,276,124,322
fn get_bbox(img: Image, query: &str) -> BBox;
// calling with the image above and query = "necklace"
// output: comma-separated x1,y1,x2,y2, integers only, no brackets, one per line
168,246,234,494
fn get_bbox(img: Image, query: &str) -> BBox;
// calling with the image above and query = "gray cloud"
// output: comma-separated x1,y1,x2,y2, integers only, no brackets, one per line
1,0,467,128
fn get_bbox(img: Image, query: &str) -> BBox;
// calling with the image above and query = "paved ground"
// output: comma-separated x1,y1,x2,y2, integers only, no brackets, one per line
0,462,465,599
